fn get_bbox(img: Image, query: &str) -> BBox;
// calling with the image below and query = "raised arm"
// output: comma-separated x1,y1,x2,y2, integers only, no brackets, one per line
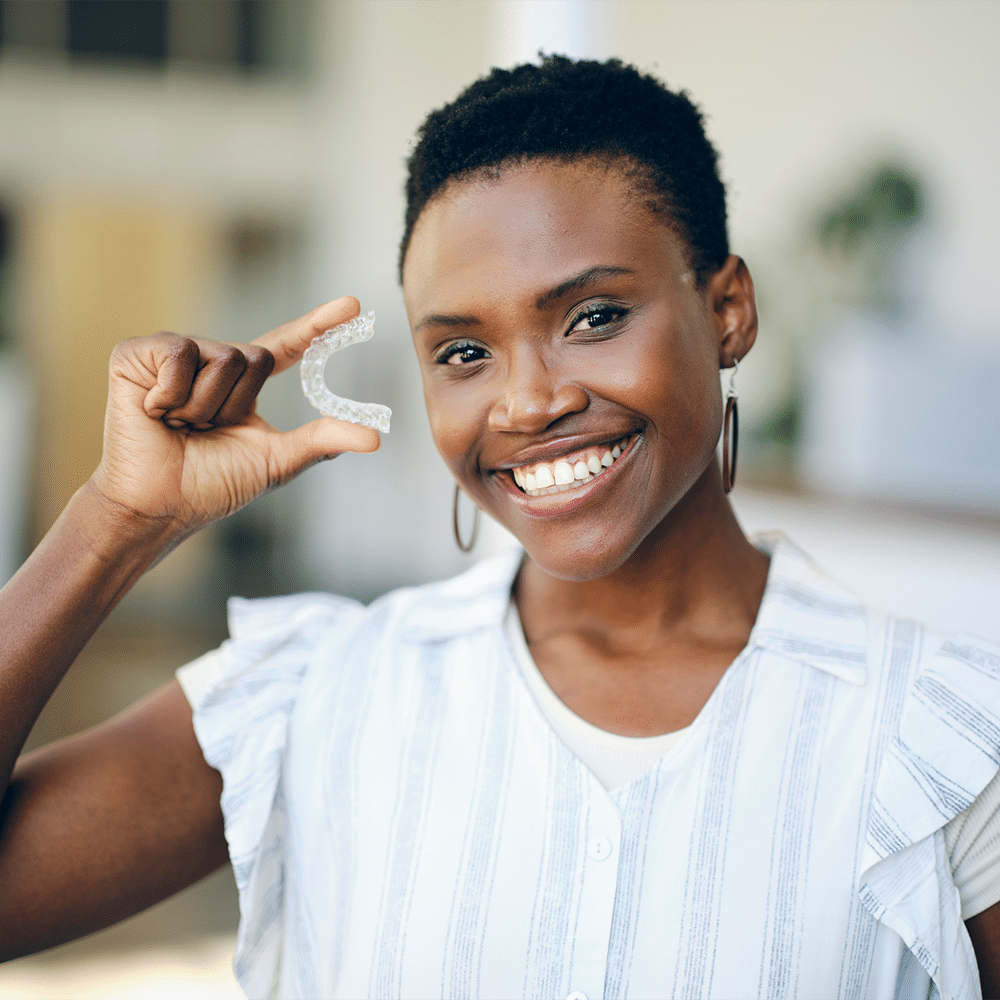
0,298,379,960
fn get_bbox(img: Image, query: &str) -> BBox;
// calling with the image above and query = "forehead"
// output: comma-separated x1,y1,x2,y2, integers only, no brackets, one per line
402,160,686,317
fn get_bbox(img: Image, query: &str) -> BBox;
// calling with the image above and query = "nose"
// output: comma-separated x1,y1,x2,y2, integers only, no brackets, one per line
487,348,588,433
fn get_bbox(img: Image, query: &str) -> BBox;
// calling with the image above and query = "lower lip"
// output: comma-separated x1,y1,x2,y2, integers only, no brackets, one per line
495,436,640,516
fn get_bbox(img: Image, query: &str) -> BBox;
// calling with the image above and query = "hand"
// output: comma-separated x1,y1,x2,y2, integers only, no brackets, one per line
90,297,380,536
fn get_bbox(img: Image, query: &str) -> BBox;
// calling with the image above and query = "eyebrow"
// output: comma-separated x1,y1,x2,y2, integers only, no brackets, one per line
414,313,481,334
534,265,636,310
414,265,636,334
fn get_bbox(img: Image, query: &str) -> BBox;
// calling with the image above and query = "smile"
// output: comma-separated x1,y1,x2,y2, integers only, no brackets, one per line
511,436,633,497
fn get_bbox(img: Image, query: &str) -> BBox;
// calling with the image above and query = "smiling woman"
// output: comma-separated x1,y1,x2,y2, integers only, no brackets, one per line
405,159,753,585
1,56,999,1000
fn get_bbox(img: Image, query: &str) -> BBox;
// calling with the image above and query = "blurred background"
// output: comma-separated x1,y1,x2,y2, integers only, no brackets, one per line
0,0,997,996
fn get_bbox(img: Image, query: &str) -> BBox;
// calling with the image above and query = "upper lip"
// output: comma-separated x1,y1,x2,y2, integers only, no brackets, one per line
488,428,643,472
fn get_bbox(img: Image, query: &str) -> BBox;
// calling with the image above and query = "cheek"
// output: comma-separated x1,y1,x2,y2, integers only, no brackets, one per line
664,369,723,473
424,385,484,478
425,398,458,473
598,318,720,450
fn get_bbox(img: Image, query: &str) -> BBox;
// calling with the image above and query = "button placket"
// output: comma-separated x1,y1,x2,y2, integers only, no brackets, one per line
567,788,622,1000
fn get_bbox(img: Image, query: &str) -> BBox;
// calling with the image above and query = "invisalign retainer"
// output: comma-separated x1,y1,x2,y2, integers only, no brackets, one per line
300,310,391,433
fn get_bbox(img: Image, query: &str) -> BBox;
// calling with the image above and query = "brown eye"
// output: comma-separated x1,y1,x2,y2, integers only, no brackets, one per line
568,305,628,335
437,341,490,365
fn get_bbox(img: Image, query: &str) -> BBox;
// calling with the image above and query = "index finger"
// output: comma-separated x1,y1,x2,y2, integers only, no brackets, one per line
251,297,361,376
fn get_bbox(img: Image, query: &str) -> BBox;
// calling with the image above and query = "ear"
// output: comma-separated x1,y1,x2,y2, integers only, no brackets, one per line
706,255,757,368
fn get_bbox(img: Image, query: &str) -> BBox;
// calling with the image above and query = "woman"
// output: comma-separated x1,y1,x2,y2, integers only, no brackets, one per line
1,57,998,999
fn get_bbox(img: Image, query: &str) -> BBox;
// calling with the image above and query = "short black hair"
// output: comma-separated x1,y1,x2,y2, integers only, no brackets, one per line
399,55,729,286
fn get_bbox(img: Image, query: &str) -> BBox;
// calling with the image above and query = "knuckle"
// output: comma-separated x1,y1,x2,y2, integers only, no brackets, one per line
244,344,275,375
162,336,199,363
219,345,248,371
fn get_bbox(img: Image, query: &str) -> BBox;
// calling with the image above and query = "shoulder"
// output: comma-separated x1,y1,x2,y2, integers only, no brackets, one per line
859,588,999,752
844,585,1000,880
179,549,524,712
224,546,523,650
752,533,1000,811
754,530,998,689
878,620,1000,807
345,547,524,644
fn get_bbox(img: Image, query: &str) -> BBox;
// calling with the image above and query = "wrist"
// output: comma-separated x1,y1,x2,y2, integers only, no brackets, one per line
65,480,188,575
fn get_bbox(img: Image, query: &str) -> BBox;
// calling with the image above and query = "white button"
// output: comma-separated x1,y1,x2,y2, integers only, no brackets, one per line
588,836,612,861
566,993,588,1000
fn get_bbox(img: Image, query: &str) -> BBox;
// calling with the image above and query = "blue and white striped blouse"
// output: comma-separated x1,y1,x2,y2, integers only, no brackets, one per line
178,533,1000,1000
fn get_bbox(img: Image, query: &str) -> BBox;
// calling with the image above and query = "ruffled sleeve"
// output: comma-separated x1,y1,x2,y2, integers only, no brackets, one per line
176,591,362,1000
860,632,1000,1000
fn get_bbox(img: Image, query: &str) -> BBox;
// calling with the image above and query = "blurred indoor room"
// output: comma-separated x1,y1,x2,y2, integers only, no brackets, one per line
0,1,997,996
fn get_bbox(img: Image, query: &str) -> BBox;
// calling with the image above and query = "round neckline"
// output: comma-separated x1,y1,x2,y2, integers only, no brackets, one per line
503,600,691,755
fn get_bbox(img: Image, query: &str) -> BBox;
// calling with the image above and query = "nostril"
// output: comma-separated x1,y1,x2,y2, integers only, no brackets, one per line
490,381,588,434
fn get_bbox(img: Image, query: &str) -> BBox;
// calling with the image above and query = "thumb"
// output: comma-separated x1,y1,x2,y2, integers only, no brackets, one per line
253,297,362,376
270,416,381,479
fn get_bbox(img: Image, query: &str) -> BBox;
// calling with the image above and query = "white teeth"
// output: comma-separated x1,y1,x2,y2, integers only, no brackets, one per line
554,460,574,486
512,435,633,497
534,465,555,488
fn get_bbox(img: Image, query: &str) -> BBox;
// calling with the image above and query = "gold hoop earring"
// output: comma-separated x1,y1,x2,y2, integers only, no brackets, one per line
722,357,739,494
452,484,480,553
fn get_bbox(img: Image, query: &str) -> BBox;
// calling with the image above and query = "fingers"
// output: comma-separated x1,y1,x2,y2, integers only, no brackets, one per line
139,336,275,430
273,417,380,480
251,297,361,376
115,294,368,433
211,345,274,426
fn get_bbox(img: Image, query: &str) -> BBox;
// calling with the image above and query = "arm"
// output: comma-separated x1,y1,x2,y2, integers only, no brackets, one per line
1,680,225,959
968,902,1000,999
0,298,379,958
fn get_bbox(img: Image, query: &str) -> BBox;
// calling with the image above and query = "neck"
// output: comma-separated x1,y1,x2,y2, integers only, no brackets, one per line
515,464,769,655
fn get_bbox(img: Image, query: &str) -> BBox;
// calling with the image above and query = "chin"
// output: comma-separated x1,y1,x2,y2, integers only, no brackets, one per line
514,526,647,583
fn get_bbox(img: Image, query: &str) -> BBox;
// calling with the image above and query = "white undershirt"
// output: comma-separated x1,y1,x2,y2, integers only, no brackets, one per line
504,600,690,791
503,599,1000,918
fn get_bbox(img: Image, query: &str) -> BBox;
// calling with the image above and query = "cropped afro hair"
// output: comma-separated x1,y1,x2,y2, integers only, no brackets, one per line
399,55,729,286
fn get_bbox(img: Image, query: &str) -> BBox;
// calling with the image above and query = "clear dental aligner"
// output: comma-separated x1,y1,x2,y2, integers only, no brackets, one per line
300,310,392,433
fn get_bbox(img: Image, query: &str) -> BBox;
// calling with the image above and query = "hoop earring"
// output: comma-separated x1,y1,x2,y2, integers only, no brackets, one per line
452,484,480,553
722,357,739,494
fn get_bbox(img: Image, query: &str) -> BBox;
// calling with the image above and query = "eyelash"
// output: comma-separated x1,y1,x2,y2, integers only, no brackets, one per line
435,340,489,366
433,303,629,367
568,303,629,335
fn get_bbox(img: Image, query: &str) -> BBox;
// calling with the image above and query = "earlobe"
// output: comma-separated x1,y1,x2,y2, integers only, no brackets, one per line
711,255,758,368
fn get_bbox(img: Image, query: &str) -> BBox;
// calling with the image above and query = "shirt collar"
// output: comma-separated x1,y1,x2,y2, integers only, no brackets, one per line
747,531,868,685
401,532,868,686
398,547,523,642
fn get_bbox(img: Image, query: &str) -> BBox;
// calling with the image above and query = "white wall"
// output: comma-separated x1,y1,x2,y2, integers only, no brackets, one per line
617,0,1000,339
296,1,496,596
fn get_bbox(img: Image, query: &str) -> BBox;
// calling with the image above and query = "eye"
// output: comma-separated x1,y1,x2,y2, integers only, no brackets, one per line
435,339,491,365
567,303,629,336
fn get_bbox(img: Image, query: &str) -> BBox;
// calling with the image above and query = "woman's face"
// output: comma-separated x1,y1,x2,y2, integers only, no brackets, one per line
403,159,746,581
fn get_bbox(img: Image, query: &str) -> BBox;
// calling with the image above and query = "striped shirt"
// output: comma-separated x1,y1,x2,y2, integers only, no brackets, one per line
178,533,1000,1000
